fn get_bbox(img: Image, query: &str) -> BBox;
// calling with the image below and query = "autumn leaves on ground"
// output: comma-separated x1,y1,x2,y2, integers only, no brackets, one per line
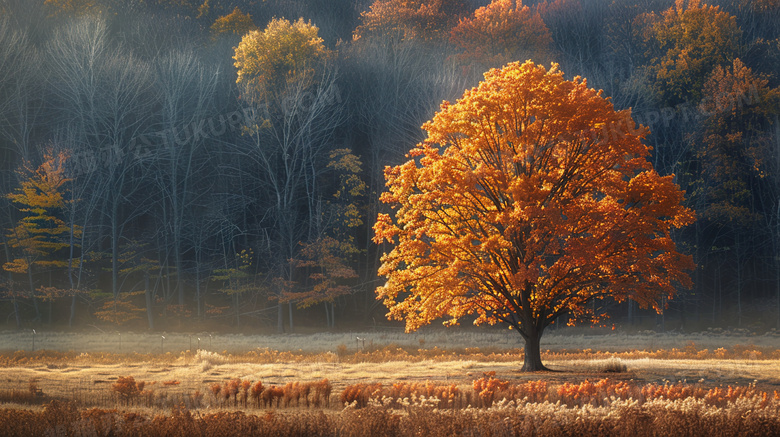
1,330,780,436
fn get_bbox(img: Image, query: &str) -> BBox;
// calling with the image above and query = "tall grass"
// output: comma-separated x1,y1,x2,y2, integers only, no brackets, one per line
340,375,780,410
2,396,779,437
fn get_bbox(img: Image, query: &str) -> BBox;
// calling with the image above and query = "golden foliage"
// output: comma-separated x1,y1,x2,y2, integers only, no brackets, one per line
234,18,331,104
640,0,742,105
93,294,145,325
211,249,255,296
374,61,695,362
210,7,257,38
4,149,80,281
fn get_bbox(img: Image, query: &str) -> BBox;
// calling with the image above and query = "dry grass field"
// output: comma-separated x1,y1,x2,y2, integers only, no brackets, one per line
1,328,780,436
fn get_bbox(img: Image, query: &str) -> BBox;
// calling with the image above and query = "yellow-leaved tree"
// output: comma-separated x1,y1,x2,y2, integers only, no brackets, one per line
4,149,80,322
210,7,257,39
374,61,696,371
640,0,742,105
234,17,341,332
234,17,331,104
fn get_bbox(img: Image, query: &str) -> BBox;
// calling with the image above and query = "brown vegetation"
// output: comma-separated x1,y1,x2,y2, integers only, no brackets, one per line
1,340,780,436
1,391,780,437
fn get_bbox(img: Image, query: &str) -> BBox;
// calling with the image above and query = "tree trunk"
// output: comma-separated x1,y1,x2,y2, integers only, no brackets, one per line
736,232,743,327
521,327,548,372
68,221,76,328
195,256,201,318
5,244,21,329
660,295,665,332
12,296,20,329
777,247,780,330
145,273,154,330
27,262,40,321
288,302,294,333
235,293,240,327
69,295,77,328
277,303,284,333
324,302,330,329
111,204,119,300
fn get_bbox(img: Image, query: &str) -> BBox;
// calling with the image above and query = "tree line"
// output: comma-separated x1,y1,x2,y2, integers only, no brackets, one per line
0,0,779,332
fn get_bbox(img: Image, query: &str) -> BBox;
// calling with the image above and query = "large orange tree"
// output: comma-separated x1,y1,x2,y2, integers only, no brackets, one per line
374,61,695,371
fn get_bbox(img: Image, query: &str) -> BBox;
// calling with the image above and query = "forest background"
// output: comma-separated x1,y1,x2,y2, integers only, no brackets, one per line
1,0,779,333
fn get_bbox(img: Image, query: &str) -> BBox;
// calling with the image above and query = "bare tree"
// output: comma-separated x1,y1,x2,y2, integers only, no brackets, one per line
47,17,154,308
0,17,48,326
239,67,345,332
147,48,219,309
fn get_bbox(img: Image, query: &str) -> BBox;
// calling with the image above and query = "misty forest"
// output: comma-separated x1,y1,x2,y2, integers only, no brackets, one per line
1,0,780,334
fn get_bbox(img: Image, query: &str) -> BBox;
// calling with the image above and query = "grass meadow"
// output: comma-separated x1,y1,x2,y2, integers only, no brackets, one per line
1,328,780,436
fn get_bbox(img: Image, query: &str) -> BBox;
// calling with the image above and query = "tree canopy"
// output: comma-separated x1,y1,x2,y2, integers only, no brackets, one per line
374,61,695,371
641,0,742,105
234,17,331,102
450,0,553,69
4,149,78,321
353,0,469,43
210,7,257,39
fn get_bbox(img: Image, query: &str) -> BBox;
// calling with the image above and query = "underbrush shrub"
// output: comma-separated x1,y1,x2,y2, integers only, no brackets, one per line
470,372,550,407
313,378,332,407
80,407,122,436
472,371,509,407
262,385,285,408
195,350,229,371
600,357,628,373
250,381,264,407
340,383,383,408
112,376,146,405
205,377,330,409
556,379,638,406
43,400,81,432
